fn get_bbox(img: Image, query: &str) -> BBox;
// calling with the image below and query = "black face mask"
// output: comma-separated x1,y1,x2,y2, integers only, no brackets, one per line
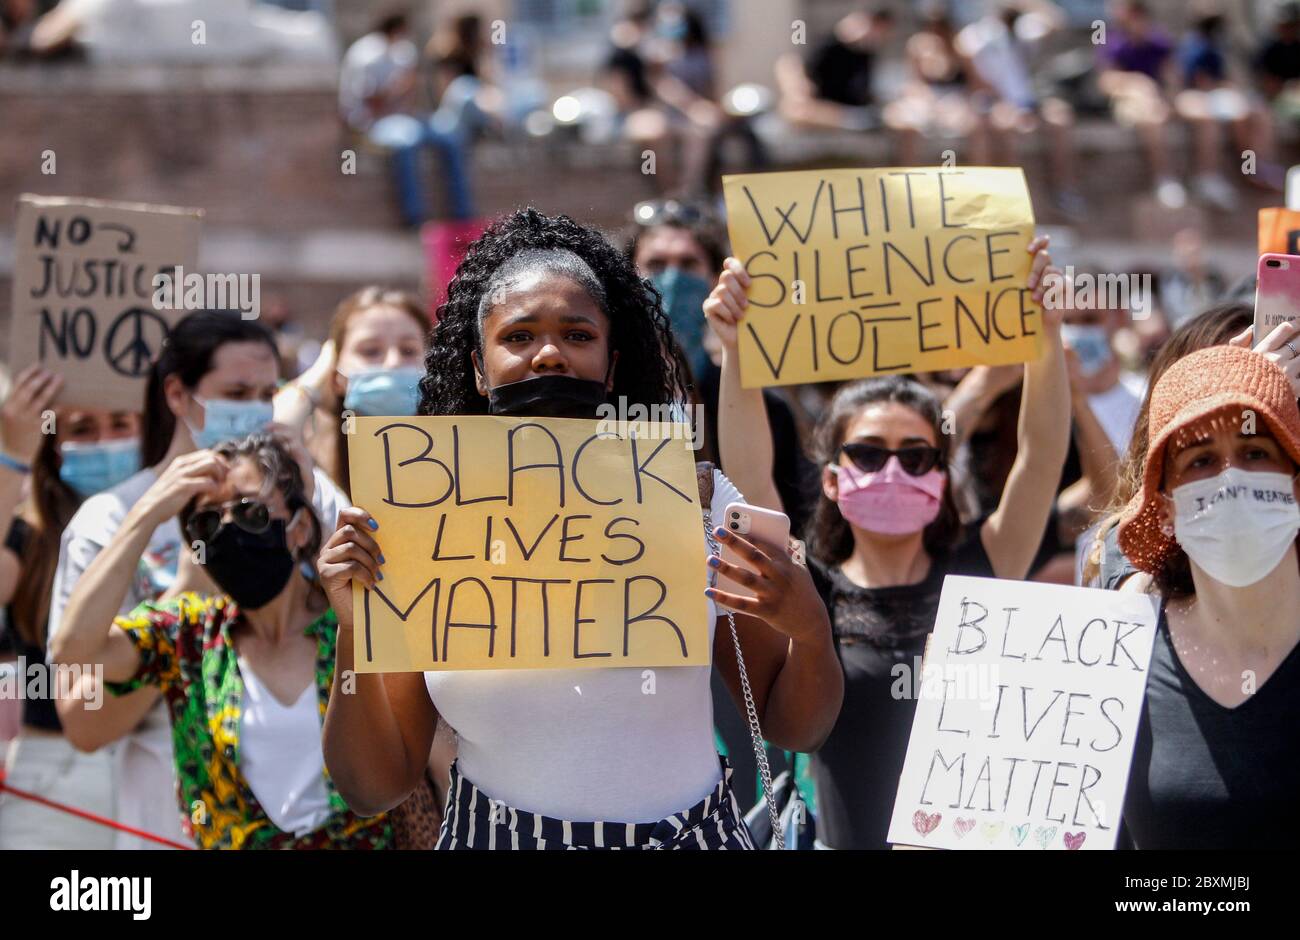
486,374,610,418
202,519,296,610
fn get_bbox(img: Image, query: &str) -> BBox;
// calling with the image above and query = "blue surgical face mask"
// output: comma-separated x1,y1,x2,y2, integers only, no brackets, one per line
1060,324,1114,378
59,438,141,498
657,13,687,40
342,366,424,417
649,267,713,356
188,396,274,450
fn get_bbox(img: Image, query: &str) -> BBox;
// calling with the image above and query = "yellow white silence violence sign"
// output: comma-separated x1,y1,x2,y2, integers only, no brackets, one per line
722,167,1043,387
348,416,710,672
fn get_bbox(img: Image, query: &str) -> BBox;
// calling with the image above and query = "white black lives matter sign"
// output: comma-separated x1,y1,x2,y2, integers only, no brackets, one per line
888,576,1158,850
8,195,203,411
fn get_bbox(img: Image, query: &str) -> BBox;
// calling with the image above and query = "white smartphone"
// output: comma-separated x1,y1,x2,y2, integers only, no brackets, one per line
714,502,792,602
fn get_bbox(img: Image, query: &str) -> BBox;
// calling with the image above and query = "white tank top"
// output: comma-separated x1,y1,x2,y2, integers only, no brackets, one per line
238,658,334,836
423,470,742,823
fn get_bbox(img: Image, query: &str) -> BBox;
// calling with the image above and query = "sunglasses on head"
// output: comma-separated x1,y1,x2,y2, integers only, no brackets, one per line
632,198,709,227
840,442,944,477
184,497,272,544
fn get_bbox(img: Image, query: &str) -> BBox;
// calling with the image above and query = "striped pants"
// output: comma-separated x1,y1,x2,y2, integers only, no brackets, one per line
435,758,757,850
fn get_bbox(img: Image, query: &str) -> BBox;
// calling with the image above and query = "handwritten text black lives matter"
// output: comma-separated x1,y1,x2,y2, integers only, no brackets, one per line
350,418,710,673
889,577,1157,851
726,168,1041,386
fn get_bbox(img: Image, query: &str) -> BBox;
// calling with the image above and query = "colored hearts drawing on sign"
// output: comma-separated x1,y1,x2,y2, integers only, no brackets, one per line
1033,825,1058,849
1063,831,1087,850
980,821,1004,842
953,817,976,839
913,810,942,836
1009,823,1030,846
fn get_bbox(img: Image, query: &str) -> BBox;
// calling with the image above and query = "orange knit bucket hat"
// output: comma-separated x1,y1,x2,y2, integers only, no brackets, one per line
1118,344,1300,574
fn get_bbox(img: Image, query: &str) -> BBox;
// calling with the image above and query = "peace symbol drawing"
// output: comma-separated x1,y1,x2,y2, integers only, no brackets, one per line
105,306,170,378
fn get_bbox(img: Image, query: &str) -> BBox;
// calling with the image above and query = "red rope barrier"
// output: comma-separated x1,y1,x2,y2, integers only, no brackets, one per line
0,768,194,850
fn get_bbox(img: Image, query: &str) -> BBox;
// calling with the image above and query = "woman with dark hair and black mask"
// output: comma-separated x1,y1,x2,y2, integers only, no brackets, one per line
54,433,390,848
320,208,843,849
46,309,346,849
707,238,1070,849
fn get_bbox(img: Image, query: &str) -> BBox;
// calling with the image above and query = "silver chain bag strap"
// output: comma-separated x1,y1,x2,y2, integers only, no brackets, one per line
702,503,785,850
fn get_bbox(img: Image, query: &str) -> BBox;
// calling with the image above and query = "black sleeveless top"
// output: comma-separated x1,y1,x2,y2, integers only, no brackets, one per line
3,518,62,733
808,528,996,849
1120,604,1300,849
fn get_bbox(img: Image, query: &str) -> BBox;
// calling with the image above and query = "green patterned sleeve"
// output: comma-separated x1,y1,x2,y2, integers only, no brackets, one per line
105,597,192,695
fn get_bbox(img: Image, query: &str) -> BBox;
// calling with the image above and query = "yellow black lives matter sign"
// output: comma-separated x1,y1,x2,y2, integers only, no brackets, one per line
347,416,710,672
723,167,1042,387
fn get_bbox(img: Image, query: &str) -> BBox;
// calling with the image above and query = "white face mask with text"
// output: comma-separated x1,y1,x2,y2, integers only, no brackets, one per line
1170,468,1300,588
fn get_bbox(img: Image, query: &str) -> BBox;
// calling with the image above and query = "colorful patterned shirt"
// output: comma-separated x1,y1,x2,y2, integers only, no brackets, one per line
109,592,392,850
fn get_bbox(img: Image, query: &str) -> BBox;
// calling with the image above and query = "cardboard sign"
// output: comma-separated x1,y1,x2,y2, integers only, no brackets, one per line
8,195,203,411
887,576,1158,851
1258,208,1300,257
722,167,1042,387
347,416,711,672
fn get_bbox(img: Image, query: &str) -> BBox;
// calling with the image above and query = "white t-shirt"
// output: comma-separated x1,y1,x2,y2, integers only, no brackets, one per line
423,469,742,824
338,32,418,131
48,464,347,849
1087,372,1146,457
958,15,1046,110
236,656,333,836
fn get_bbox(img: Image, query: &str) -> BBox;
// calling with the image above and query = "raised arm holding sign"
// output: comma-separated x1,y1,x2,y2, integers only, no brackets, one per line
706,205,1070,848
721,167,1042,388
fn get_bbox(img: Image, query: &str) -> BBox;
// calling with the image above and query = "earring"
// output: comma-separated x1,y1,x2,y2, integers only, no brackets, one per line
1159,521,1174,539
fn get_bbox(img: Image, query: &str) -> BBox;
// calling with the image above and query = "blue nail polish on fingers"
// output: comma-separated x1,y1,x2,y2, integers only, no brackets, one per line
714,527,728,538
707,556,721,567
367,518,379,530
378,554,386,565
704,588,715,598
378,571,384,581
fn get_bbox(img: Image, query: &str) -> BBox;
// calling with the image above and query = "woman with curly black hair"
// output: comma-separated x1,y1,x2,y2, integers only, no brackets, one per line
319,208,843,850
417,207,692,417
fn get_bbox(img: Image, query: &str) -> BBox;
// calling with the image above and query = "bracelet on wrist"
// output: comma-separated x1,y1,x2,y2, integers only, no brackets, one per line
0,451,32,476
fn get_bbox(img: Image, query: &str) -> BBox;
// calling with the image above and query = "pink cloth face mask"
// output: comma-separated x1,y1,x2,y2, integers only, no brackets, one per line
832,456,946,535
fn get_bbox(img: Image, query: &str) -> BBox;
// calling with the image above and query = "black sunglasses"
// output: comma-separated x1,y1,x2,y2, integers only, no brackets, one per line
184,497,272,544
840,442,944,477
